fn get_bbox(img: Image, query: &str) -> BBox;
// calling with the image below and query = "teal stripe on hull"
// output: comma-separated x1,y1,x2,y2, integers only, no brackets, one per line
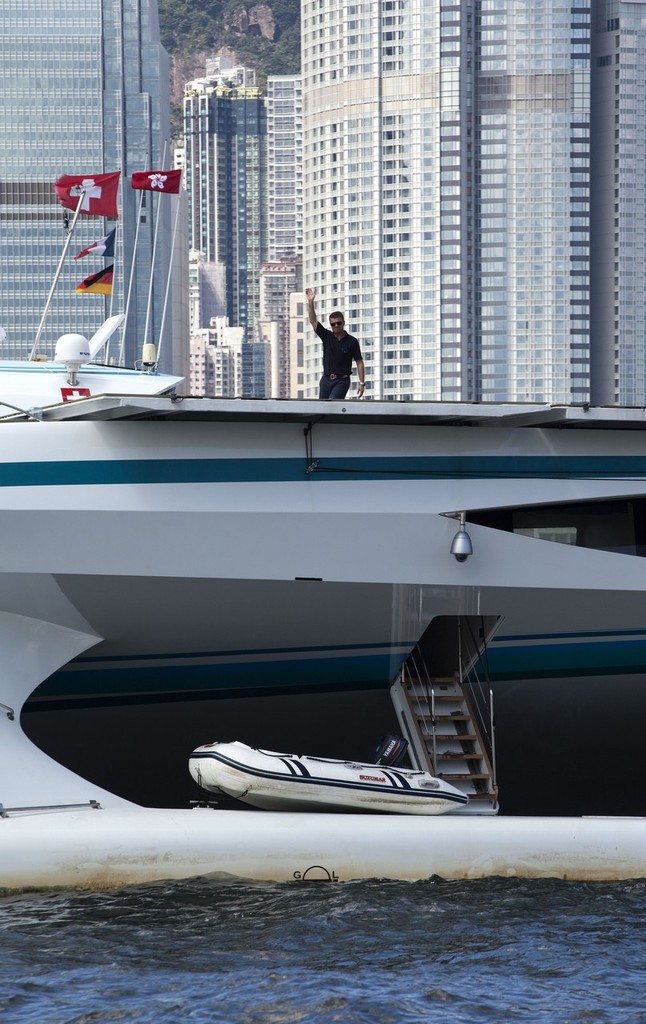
71,640,405,666
484,637,646,681
31,652,402,704
2,454,646,487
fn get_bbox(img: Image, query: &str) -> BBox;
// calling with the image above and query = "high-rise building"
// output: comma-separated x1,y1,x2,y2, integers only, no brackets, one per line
590,1,646,406
301,0,632,405
188,251,227,336
266,76,303,261
289,292,307,399
190,317,244,396
0,0,179,369
478,0,590,404
260,76,302,397
259,258,301,396
184,58,267,343
302,0,478,401
189,315,270,399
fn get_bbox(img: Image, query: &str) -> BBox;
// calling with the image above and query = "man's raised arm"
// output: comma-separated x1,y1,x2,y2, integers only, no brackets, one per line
305,287,318,329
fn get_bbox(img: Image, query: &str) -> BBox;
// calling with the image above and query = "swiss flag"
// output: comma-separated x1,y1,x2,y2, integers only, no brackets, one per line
54,172,120,218
131,169,182,194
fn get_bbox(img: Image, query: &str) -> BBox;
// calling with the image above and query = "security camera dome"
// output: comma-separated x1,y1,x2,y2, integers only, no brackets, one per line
450,528,473,562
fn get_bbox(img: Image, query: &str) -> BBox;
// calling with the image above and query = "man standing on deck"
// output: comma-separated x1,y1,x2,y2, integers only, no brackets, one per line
306,287,365,400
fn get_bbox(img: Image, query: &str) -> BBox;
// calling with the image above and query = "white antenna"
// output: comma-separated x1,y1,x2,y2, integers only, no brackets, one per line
88,314,126,360
54,333,90,385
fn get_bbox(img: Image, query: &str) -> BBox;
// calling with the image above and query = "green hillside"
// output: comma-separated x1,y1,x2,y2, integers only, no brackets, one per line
158,0,301,80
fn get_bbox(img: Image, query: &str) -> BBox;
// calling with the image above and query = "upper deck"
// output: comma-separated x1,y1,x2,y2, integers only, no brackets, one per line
13,394,646,431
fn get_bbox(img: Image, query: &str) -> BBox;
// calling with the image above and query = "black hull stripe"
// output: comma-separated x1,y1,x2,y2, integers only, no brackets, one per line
380,769,412,790
278,756,311,777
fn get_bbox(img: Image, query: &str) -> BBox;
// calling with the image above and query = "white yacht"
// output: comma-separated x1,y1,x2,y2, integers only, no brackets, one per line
2,337,646,886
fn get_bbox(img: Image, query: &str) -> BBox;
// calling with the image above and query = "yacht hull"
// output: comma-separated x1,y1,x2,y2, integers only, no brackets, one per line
2,809,645,890
3,398,646,827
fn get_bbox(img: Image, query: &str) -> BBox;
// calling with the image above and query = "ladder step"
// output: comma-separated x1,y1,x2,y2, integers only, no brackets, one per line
435,752,481,760
434,733,477,741
416,714,470,722
406,676,457,686
438,772,490,781
432,691,464,698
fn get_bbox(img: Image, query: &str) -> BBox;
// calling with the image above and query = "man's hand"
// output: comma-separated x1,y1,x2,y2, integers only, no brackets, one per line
305,288,318,328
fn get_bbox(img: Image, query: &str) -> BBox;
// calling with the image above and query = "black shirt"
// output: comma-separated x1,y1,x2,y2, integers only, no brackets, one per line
316,322,362,376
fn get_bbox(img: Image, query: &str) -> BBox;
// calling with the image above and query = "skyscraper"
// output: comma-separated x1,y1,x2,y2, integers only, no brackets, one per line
266,76,303,261
301,0,634,405
0,0,176,368
259,76,302,397
184,58,268,342
302,0,477,400
478,0,590,404
302,0,465,400
590,0,646,406
259,258,300,396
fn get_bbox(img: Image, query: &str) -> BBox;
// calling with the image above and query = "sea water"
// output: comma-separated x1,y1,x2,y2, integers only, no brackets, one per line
1,877,645,1023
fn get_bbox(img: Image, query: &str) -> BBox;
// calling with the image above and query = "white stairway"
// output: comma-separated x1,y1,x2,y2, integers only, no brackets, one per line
391,673,499,814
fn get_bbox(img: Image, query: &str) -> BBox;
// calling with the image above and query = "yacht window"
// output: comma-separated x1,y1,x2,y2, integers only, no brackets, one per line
512,502,635,555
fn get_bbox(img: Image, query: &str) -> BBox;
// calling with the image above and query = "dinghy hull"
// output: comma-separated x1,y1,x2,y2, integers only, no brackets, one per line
189,741,469,815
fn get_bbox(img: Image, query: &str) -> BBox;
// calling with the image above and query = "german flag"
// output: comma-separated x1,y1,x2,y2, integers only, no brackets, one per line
75,265,114,295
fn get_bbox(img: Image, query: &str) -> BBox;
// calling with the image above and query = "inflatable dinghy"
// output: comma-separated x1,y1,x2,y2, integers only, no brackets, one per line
189,740,469,814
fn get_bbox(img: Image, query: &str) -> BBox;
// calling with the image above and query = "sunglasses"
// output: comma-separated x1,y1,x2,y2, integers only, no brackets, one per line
330,320,344,327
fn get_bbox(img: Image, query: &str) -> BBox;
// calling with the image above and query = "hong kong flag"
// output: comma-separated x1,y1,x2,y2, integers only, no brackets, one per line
131,169,182,194
54,172,120,218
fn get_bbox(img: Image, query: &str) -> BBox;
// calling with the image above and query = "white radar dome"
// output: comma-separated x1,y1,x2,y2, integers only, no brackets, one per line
54,333,91,366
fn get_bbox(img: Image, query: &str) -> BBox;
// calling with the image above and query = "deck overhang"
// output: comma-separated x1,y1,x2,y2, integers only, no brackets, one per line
10,394,646,429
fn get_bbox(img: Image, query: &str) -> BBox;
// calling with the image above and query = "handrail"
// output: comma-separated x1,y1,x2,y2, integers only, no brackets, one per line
0,799,101,818
430,687,437,774
489,688,498,794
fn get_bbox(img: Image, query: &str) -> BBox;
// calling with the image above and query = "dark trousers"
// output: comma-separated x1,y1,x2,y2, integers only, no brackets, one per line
319,375,350,400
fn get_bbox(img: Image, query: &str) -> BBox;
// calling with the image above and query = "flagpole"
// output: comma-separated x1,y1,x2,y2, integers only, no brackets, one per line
108,174,118,322
30,190,85,361
103,222,118,363
108,222,118,319
143,141,168,351
157,187,182,367
120,186,146,366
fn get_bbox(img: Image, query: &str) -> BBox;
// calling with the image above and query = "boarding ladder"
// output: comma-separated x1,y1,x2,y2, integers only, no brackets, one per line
390,648,499,814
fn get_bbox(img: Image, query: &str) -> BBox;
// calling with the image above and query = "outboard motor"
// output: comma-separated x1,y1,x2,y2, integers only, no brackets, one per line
374,734,408,767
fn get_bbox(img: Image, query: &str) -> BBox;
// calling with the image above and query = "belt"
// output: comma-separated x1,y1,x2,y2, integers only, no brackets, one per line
327,373,349,380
